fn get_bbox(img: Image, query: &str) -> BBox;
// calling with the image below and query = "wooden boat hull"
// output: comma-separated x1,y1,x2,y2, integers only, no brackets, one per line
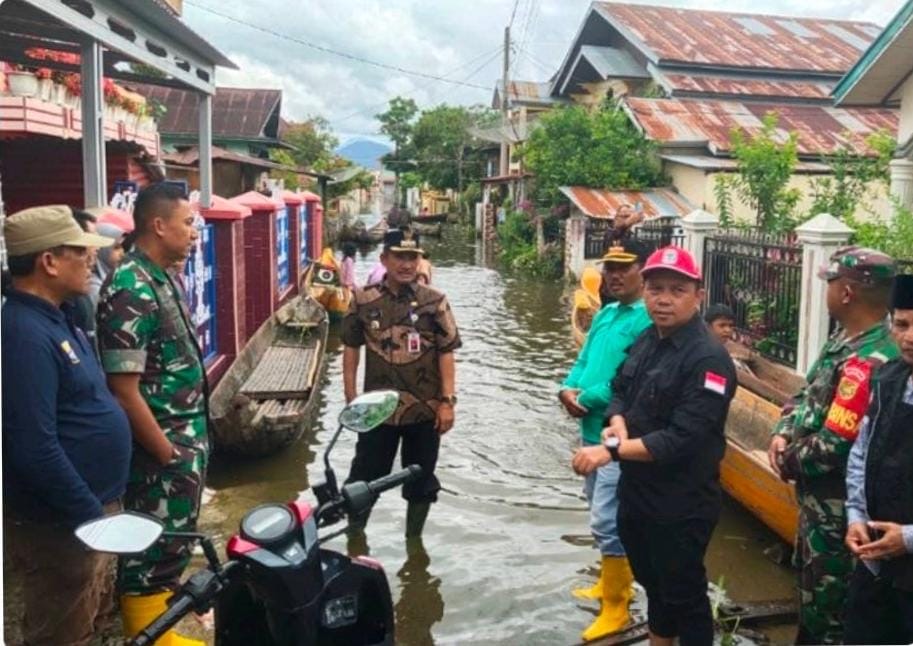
210,297,328,457
721,386,798,544
570,306,800,544
412,221,442,236
414,213,448,224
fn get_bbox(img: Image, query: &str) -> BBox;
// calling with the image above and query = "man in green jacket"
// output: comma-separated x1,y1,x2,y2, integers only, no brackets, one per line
559,239,652,641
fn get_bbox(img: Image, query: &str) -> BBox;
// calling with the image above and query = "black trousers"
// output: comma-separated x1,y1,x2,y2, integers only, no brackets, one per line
844,562,913,645
345,420,441,504
618,511,717,646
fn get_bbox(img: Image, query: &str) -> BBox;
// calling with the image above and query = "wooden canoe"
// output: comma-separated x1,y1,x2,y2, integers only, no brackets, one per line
412,221,442,237
414,213,448,224
340,218,387,243
210,296,328,457
571,309,801,545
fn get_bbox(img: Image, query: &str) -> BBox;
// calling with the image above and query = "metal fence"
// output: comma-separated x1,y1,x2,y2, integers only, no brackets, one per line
584,219,611,259
633,218,685,253
703,229,802,367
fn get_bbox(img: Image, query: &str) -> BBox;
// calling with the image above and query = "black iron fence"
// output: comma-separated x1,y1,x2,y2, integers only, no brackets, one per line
703,229,802,367
633,218,685,253
584,219,612,259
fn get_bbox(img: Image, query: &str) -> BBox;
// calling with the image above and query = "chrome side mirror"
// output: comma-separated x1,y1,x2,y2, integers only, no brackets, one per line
74,512,164,554
338,390,399,433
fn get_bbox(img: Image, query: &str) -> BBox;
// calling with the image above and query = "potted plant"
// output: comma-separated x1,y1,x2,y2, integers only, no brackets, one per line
6,67,39,97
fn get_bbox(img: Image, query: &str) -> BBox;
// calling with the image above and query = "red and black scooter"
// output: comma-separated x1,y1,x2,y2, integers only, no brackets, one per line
75,390,419,646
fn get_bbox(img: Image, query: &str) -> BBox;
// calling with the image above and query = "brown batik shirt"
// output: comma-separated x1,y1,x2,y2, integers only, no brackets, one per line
342,280,461,425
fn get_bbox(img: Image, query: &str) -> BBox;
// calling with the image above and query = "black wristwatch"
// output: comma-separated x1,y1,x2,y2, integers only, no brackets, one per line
604,436,621,462
441,394,458,407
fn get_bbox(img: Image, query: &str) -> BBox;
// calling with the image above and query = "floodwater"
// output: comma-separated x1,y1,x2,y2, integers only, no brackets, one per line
200,221,796,645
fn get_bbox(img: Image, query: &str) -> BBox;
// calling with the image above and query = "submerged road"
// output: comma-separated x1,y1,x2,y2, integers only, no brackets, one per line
202,221,795,645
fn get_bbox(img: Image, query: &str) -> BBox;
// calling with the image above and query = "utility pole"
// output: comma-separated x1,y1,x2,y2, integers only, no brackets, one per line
499,25,510,178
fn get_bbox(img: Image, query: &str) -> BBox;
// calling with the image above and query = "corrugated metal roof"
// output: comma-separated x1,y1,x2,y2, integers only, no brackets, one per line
580,46,650,79
130,84,281,140
660,73,834,100
624,97,898,156
493,80,559,108
559,186,695,219
660,154,831,173
595,3,879,73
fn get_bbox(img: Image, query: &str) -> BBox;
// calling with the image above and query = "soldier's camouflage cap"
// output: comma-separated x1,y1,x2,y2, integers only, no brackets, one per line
817,246,896,285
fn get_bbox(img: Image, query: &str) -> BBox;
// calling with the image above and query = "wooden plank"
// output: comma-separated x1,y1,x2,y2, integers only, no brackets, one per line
240,346,315,399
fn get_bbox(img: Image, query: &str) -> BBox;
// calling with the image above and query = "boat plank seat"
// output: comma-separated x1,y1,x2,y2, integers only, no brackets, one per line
240,346,316,399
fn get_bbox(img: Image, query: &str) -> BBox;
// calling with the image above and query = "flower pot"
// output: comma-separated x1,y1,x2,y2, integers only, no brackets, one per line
53,83,68,105
7,71,38,97
37,78,54,101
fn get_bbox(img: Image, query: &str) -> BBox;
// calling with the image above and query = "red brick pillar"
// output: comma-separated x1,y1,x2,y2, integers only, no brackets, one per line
230,191,281,339
198,195,252,385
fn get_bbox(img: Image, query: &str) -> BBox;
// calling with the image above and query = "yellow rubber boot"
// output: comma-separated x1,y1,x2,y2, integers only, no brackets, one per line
120,593,206,646
572,562,604,600
581,556,634,642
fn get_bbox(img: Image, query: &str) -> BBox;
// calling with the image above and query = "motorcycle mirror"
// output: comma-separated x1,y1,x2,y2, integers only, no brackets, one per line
74,512,164,554
338,390,399,433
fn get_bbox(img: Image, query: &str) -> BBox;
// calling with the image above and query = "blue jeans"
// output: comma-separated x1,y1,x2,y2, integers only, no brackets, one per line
583,441,624,556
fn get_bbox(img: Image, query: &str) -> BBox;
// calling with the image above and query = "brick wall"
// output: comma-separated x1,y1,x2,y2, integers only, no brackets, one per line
209,218,246,357
242,209,277,338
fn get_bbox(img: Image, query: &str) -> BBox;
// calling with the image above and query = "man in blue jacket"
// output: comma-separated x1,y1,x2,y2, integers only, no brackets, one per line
559,239,651,641
2,205,132,646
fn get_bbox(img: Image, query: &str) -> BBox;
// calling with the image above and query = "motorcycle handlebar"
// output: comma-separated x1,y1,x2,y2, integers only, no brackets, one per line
367,465,423,495
131,593,195,646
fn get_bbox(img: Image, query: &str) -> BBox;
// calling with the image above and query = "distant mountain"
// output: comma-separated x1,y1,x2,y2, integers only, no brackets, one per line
335,138,392,171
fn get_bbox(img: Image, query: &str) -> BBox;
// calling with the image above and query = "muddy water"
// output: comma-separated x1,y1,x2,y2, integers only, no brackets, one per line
201,223,796,645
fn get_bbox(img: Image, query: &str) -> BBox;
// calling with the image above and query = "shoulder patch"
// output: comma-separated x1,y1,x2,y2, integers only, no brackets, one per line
704,371,728,395
824,356,872,440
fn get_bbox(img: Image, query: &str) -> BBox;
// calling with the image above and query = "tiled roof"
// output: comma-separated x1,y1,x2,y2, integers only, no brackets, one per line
595,2,881,74
559,186,694,219
623,97,898,156
130,84,281,140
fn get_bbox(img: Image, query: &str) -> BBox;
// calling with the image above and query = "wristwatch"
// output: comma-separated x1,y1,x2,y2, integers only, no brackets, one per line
604,436,621,462
441,394,458,407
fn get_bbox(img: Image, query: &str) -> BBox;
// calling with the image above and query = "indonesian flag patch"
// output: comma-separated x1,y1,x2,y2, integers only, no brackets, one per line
704,371,728,395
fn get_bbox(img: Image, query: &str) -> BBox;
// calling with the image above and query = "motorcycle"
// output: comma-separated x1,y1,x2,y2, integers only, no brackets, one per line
75,390,420,646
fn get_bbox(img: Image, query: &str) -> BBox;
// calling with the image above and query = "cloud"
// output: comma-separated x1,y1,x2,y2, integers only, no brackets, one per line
183,0,905,138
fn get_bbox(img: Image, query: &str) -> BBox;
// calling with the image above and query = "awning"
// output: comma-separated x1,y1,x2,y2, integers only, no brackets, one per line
560,186,695,220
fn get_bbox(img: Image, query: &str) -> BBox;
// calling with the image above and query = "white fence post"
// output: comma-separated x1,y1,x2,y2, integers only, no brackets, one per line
681,209,719,268
794,213,854,375
565,215,587,279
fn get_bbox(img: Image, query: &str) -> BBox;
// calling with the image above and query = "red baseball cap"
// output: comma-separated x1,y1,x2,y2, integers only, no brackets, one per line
641,245,702,281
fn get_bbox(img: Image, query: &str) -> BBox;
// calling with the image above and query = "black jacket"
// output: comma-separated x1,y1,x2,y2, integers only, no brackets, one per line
607,314,737,521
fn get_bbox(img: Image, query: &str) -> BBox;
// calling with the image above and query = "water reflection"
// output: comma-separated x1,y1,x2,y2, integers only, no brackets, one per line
395,538,445,646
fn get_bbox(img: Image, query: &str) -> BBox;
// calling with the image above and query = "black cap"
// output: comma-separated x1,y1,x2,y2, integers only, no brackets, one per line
892,274,913,310
383,227,423,254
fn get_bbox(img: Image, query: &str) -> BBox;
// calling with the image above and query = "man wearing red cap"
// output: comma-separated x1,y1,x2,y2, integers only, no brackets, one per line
573,246,736,646
843,274,913,644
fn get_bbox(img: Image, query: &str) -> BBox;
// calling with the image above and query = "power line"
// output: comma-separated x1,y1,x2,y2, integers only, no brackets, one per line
331,45,503,128
185,0,492,91
508,0,522,27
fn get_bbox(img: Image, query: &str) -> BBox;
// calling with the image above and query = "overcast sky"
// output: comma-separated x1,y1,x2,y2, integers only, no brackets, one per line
182,0,904,144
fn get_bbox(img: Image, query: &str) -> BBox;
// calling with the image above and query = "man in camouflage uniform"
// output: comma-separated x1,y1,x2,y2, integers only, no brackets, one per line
97,183,207,645
767,247,899,644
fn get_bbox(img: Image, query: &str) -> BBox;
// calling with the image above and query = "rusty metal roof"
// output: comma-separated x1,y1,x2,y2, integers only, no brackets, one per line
659,73,835,101
493,80,559,108
130,84,282,140
595,3,881,74
624,97,898,157
559,186,695,219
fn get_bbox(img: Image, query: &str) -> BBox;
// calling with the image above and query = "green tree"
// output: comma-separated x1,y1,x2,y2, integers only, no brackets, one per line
808,131,895,221
520,102,662,205
377,97,419,207
273,116,340,172
715,112,800,231
411,105,499,196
